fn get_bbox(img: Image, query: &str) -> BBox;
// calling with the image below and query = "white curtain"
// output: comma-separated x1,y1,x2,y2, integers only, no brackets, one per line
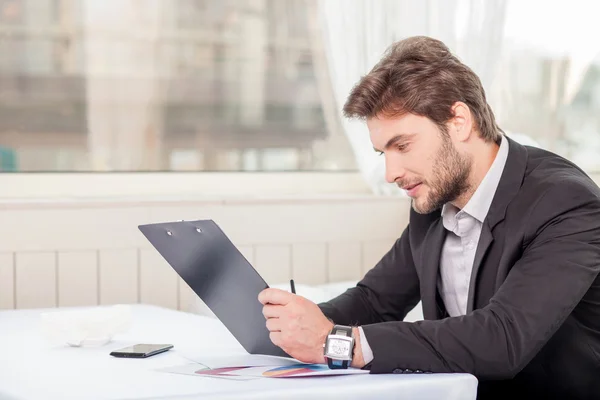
316,0,509,195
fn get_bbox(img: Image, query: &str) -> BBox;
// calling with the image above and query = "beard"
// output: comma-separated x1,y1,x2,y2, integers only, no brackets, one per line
408,135,472,214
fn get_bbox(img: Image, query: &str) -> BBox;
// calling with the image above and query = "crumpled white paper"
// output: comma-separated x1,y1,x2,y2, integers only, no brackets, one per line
40,304,131,347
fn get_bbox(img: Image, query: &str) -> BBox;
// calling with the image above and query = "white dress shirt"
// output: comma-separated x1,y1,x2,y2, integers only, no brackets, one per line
358,135,509,364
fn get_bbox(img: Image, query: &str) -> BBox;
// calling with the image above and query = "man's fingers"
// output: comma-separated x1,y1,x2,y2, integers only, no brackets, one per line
269,331,282,347
265,318,281,332
258,288,294,306
262,305,283,319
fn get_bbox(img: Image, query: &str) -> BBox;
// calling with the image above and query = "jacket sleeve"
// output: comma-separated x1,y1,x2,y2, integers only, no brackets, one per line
361,180,600,379
318,224,421,326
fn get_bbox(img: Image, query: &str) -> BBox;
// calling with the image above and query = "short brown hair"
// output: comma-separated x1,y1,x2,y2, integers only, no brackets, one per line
343,36,502,143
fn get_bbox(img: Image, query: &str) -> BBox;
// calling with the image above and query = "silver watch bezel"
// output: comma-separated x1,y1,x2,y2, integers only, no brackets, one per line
324,334,355,361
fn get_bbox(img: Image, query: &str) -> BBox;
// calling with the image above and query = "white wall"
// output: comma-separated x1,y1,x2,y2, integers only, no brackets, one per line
0,175,412,311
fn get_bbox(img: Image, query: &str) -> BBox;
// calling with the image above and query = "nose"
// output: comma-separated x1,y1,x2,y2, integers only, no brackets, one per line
385,159,407,184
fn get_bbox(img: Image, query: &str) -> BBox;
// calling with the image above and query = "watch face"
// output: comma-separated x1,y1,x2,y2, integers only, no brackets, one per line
326,338,351,357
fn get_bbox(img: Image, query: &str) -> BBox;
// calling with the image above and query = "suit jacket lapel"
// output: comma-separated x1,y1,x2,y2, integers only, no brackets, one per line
466,221,493,313
420,217,446,320
465,136,529,313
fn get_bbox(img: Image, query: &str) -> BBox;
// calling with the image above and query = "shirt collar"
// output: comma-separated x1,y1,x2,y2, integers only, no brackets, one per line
442,135,509,230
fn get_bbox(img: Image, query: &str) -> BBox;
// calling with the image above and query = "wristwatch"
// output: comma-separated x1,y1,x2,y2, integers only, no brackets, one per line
323,324,355,369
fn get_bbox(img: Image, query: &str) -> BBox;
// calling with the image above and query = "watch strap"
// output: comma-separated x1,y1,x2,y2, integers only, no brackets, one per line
327,357,349,369
331,325,353,337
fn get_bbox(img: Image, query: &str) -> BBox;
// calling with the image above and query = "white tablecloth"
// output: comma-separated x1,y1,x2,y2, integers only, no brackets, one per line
0,304,477,400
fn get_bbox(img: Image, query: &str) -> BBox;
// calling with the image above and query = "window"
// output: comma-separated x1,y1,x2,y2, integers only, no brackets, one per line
0,0,357,172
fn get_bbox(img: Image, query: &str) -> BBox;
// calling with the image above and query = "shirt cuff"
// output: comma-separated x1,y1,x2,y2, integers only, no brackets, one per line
358,326,374,364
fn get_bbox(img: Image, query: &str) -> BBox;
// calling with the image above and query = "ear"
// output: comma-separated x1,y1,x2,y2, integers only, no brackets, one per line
448,102,474,143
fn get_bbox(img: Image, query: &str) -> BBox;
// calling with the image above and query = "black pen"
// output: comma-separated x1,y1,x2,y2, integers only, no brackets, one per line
290,279,296,294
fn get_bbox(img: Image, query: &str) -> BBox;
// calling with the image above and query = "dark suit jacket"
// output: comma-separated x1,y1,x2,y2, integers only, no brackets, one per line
319,137,600,399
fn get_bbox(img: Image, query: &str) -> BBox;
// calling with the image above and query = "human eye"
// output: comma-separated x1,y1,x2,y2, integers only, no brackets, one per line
397,143,410,152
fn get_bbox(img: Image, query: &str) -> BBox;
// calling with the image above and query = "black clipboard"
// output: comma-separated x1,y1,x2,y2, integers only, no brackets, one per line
138,219,289,357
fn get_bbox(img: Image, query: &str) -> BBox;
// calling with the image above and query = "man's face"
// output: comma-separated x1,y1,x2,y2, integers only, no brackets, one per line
368,113,472,214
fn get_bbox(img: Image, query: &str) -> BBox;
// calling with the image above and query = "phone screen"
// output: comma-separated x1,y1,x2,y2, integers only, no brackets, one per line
110,344,173,358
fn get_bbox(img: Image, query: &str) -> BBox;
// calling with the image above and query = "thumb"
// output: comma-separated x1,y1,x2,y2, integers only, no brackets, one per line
258,288,294,306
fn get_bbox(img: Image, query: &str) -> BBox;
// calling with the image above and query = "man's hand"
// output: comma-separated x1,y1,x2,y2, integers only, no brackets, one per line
258,288,333,364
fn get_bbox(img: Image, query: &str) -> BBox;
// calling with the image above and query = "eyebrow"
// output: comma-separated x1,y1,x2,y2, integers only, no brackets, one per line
373,133,416,153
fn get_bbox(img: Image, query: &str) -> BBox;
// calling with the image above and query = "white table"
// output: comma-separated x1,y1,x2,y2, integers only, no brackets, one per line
0,304,477,400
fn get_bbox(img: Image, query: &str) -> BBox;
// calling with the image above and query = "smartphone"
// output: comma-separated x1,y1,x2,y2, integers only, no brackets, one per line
109,344,174,358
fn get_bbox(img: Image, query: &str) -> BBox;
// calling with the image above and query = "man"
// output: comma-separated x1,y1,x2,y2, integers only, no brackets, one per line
258,36,600,399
